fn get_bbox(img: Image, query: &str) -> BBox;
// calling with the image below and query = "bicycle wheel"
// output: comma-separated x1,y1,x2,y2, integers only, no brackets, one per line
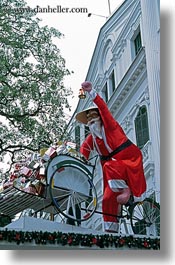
49,159,97,223
130,198,160,236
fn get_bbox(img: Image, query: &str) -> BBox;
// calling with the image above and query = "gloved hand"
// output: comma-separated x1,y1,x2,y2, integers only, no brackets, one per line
81,81,92,92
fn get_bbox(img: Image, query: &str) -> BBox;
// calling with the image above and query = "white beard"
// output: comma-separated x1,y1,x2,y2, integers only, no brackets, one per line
88,118,102,139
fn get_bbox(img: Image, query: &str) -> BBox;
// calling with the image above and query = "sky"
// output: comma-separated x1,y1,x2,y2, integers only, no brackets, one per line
25,0,124,118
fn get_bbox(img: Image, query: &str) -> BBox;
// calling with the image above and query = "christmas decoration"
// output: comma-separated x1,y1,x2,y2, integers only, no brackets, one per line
0,141,78,196
0,229,160,249
78,88,86,99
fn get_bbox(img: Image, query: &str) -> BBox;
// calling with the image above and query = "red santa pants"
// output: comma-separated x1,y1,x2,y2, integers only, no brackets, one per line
102,160,128,231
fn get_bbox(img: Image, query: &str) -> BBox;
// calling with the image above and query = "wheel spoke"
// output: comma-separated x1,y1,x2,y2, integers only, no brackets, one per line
49,161,97,222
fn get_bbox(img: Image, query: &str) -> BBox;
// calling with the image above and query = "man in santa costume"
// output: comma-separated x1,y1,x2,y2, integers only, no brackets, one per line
75,81,146,233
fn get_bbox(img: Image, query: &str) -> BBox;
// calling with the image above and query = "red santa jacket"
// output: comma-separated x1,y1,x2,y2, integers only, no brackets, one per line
80,93,146,197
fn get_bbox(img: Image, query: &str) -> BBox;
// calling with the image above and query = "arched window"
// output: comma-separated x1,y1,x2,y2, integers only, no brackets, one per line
135,106,149,149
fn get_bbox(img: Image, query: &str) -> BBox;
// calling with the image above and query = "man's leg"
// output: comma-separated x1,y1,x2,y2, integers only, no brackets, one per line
104,160,131,204
102,184,120,232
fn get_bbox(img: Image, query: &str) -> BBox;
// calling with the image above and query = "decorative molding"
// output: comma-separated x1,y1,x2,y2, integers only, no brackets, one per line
113,38,127,59
103,42,113,72
121,115,132,132
128,17,141,39
109,49,146,114
141,141,152,164
143,86,150,104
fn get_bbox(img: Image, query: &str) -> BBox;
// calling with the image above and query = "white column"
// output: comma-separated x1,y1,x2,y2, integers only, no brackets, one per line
140,0,160,201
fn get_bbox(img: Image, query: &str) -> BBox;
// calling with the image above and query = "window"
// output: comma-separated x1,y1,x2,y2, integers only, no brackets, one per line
135,106,149,149
109,70,116,93
75,125,80,151
134,32,142,56
102,83,108,102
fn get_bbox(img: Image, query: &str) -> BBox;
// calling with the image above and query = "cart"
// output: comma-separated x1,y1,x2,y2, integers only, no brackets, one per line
0,152,97,224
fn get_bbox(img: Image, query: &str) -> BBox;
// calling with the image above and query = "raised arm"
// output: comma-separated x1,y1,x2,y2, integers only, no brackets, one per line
81,81,118,131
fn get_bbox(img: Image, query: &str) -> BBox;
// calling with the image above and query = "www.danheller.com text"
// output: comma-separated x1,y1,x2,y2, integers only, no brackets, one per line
5,5,89,14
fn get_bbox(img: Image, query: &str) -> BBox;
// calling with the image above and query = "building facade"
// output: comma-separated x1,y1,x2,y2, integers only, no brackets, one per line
66,0,160,232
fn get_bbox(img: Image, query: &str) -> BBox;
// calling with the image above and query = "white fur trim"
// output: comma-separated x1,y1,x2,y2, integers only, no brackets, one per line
89,89,97,99
101,126,113,153
108,179,128,192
